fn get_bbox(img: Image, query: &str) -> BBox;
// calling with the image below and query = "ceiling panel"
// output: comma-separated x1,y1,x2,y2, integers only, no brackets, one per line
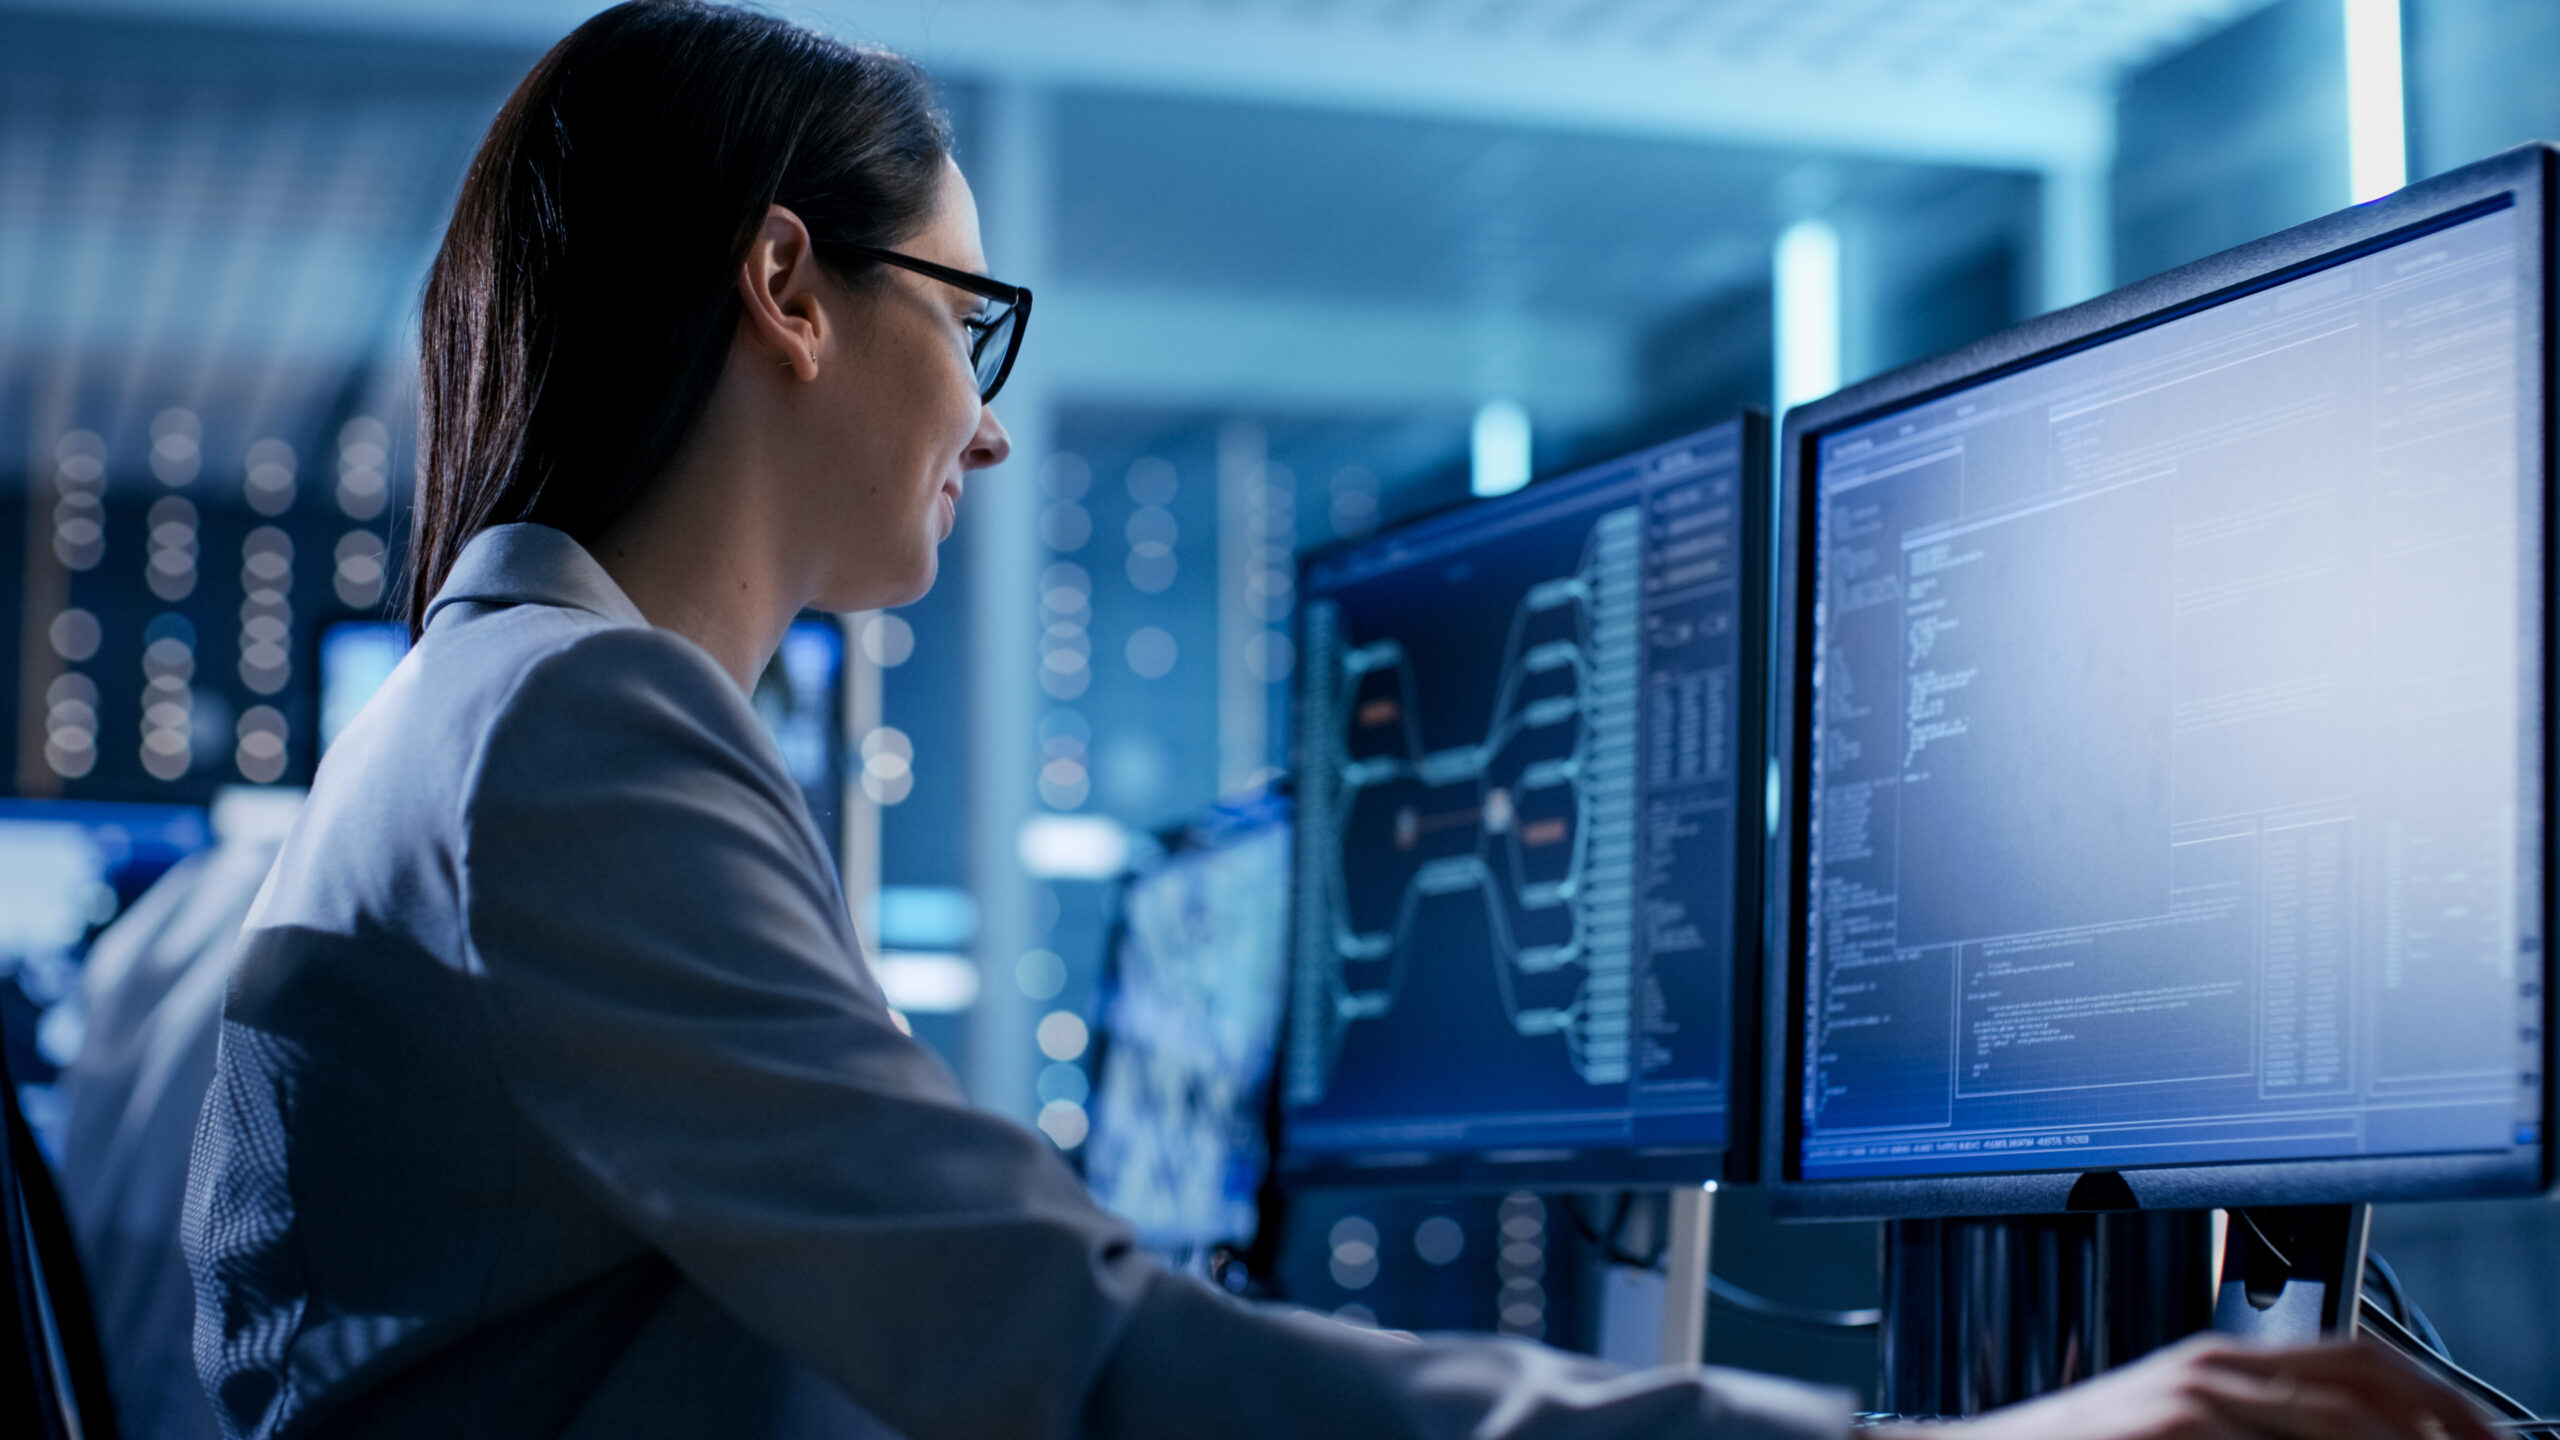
10,0,2281,168
0,11,524,484
1052,88,2034,323
1001,0,2272,89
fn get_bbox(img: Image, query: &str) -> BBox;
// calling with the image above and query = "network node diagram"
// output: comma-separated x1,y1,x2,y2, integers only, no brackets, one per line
1282,423,1753,1173
1295,508,1641,1097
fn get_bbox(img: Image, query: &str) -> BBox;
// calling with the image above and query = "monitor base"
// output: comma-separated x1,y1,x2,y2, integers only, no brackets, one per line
2210,1204,2370,1346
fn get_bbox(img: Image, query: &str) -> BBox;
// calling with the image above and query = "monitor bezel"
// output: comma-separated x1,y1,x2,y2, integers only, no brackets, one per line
1277,412,1771,1192
1766,144,2559,1220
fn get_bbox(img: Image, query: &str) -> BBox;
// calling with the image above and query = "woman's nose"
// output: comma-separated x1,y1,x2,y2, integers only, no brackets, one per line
966,404,1012,471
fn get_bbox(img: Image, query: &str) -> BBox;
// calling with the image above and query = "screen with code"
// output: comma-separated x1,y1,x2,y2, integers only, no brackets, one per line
1799,205,2542,1182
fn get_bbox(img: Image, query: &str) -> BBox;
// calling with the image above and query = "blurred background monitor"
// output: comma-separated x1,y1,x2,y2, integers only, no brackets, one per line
318,620,409,752
0,799,211,1102
1082,792,1290,1259
1281,416,1766,1188
749,618,849,858
1772,146,2556,1218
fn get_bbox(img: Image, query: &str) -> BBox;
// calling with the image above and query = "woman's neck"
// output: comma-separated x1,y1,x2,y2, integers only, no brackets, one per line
591,452,806,692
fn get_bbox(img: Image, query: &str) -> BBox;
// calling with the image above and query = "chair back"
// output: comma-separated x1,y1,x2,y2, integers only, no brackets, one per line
0,1045,120,1440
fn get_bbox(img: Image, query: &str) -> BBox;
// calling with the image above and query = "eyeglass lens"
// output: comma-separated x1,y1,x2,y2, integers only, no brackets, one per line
973,304,1019,396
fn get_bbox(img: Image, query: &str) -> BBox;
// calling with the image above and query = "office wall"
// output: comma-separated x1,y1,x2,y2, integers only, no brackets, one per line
2112,0,2348,288
2406,0,2560,177
2119,0,2560,286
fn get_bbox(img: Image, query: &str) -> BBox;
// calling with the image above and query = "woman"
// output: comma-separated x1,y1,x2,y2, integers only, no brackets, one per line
181,4,2492,1437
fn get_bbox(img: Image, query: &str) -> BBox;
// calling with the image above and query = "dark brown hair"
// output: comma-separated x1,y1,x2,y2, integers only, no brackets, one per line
405,0,951,632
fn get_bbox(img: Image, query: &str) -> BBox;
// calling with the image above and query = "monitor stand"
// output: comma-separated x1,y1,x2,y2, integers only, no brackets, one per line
1878,1188,2371,1414
1592,1183,1717,1370
1877,1176,2216,1414
2211,1204,2370,1345
1659,1183,1715,1368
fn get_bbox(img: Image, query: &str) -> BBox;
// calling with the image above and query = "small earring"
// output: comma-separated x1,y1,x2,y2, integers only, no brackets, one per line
777,349,817,372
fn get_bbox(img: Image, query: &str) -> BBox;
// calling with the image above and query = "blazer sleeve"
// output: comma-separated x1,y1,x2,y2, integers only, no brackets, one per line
457,627,1850,1440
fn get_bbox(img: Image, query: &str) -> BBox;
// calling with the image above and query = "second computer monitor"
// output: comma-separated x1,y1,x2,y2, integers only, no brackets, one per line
1772,146,2556,1217
1082,795,1291,1256
1281,415,1767,1187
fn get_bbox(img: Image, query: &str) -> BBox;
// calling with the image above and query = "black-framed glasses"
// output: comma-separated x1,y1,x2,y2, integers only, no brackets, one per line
843,245,1032,404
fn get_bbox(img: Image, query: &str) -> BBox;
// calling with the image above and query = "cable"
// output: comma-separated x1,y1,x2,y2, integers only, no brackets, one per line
2230,1208,2293,1271
2361,1250,2449,1361
1707,1277,1882,1331
2357,1297,2557,1439
1563,1193,1880,1334
1558,1193,1669,1272
2244,1219,2533,1429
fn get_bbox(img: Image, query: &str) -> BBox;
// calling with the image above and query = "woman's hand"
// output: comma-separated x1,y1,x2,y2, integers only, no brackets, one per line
1877,1334,2498,1440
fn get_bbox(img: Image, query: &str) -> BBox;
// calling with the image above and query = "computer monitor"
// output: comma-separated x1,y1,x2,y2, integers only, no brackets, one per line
0,798,212,1084
1282,415,1768,1187
1769,145,2558,1218
1082,794,1290,1255
319,620,411,752
0,799,210,963
750,618,848,858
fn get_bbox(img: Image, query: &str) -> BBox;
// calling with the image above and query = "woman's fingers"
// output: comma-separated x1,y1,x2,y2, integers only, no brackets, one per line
2192,1339,2499,1440
2186,1367,2437,1440
1945,1333,2501,1440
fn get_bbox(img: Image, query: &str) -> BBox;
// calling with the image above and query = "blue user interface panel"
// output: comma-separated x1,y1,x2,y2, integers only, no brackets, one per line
1084,801,1290,1250
1286,421,1753,1175
1800,206,2539,1181
319,621,411,751
0,798,211,1083
0,799,210,963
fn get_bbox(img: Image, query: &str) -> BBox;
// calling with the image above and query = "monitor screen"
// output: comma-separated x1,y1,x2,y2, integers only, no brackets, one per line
1283,417,1763,1185
319,620,411,751
0,798,212,1085
1083,798,1290,1251
0,799,210,964
1790,197,2544,1198
748,618,848,860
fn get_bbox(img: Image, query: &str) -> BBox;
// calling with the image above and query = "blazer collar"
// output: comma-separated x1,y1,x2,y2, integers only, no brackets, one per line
420,524,651,633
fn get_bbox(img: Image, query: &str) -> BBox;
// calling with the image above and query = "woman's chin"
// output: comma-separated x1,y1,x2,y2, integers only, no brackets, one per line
888,549,940,607
814,553,936,614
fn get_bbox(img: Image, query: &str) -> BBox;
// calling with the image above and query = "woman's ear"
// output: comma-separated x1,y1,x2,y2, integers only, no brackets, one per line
738,204,826,380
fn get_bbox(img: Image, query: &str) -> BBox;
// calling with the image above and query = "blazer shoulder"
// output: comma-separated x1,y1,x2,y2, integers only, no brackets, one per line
462,622,786,811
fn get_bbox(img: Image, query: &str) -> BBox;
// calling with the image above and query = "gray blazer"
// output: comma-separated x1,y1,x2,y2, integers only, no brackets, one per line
181,522,1848,1440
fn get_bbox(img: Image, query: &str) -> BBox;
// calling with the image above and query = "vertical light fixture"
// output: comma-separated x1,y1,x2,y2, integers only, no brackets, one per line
2344,0,2407,202
1774,217,1843,416
1471,399,1533,497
